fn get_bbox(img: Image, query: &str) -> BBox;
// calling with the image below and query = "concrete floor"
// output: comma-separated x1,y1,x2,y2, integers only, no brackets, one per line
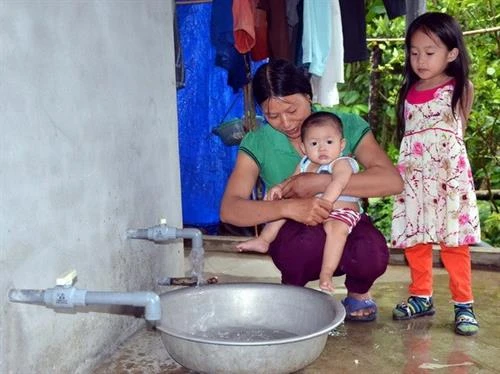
93,251,500,374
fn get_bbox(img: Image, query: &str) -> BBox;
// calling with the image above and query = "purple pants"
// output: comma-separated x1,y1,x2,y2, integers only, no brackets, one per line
268,214,389,293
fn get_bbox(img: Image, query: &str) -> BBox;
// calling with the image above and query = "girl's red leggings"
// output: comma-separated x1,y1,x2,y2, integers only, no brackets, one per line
404,243,473,303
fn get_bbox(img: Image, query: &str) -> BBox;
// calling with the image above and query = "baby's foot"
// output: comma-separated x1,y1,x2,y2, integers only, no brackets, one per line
319,271,334,292
236,238,270,253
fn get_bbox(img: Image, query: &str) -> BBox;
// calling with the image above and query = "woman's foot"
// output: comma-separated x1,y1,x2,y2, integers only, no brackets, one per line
393,296,435,320
236,237,270,253
343,292,378,321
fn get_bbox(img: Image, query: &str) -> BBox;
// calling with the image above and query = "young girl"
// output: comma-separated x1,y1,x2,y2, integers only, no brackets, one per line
390,12,480,336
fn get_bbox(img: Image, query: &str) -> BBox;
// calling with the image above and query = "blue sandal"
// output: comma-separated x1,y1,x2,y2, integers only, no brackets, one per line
342,296,377,322
455,303,479,336
393,296,435,320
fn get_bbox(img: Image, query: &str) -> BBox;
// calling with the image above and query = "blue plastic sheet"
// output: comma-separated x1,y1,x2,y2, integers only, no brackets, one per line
176,3,245,232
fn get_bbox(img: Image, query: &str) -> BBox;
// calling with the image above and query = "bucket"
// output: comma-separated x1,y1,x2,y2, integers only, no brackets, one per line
212,116,265,146
211,118,246,146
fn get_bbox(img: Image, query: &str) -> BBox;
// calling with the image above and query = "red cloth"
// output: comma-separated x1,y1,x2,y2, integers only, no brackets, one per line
258,0,290,60
233,0,256,53
251,7,269,60
233,0,268,60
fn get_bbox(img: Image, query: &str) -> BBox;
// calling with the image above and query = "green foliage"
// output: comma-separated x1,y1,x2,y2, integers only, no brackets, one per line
335,63,370,116
477,201,500,246
366,197,394,241
482,212,500,246
338,0,499,245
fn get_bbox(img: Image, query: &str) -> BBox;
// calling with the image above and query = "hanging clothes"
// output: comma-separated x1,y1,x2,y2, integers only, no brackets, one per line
292,0,304,66
211,0,248,91
339,0,368,63
301,0,331,76
383,0,406,19
233,0,256,53
286,0,301,64
257,0,291,60
251,5,269,60
339,0,406,63
310,0,344,106
232,0,269,61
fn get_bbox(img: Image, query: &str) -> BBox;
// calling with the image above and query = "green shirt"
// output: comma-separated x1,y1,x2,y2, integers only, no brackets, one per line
239,109,370,187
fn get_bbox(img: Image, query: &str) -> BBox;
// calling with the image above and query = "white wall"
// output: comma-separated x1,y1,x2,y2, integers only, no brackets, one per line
0,1,183,373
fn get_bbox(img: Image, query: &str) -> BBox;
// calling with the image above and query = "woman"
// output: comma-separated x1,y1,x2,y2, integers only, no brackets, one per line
220,59,403,321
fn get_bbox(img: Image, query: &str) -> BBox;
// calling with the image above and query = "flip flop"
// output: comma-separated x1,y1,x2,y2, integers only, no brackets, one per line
342,296,378,322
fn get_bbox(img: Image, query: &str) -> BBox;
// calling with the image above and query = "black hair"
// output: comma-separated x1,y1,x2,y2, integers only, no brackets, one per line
252,59,313,106
396,12,471,141
300,111,343,141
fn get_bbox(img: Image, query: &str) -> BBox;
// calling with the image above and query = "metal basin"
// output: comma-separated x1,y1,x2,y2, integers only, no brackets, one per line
157,282,345,374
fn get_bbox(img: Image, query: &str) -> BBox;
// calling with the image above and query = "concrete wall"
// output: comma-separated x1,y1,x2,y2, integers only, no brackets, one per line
0,1,183,373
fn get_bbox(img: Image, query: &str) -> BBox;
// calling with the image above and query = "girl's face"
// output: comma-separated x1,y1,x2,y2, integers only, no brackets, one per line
300,123,345,166
409,29,458,87
261,94,311,140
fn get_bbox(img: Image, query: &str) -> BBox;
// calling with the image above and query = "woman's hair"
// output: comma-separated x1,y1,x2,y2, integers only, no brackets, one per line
300,111,343,141
252,59,313,106
396,12,471,141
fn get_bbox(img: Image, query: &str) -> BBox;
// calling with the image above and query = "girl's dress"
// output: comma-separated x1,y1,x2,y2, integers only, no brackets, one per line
391,80,480,248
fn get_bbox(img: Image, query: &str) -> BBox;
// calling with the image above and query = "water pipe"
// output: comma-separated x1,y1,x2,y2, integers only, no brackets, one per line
126,220,205,284
8,270,161,323
126,219,203,248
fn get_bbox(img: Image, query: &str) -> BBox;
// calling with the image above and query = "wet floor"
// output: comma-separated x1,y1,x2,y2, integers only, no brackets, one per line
93,251,500,374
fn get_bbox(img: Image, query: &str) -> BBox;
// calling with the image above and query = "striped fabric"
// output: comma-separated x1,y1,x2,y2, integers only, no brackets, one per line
328,208,361,233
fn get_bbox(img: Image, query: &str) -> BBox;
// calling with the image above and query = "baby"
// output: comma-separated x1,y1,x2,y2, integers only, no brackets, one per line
237,111,361,291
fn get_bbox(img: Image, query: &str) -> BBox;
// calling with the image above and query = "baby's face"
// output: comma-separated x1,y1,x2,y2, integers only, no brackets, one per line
302,124,344,166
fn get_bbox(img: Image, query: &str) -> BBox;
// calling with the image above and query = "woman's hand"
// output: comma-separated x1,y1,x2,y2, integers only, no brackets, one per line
280,173,331,199
221,153,332,226
283,197,331,226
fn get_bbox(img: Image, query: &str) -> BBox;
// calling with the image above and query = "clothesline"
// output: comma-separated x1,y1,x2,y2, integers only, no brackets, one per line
367,25,500,43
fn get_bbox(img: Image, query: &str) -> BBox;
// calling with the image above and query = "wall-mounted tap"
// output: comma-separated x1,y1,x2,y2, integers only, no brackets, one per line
127,219,205,285
8,270,161,323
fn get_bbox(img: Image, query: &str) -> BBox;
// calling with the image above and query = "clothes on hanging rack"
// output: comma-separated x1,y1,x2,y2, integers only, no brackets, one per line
208,0,406,101
310,0,344,106
232,0,268,60
211,0,248,92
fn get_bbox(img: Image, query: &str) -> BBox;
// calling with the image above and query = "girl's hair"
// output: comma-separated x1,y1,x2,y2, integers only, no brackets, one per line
300,111,343,141
396,12,471,141
252,59,313,105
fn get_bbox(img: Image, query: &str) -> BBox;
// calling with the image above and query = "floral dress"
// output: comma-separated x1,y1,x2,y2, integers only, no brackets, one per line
391,80,480,248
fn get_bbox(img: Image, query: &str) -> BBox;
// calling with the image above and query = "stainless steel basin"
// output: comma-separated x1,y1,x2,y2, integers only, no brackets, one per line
157,282,345,374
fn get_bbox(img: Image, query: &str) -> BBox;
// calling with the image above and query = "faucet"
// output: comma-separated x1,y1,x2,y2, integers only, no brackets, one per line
127,219,205,285
8,270,161,323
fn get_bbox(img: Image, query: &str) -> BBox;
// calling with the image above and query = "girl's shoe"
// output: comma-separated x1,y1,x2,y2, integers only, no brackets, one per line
393,296,435,320
454,303,479,336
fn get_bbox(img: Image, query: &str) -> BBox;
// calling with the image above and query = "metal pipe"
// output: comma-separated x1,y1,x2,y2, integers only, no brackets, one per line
126,223,205,285
9,287,161,322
